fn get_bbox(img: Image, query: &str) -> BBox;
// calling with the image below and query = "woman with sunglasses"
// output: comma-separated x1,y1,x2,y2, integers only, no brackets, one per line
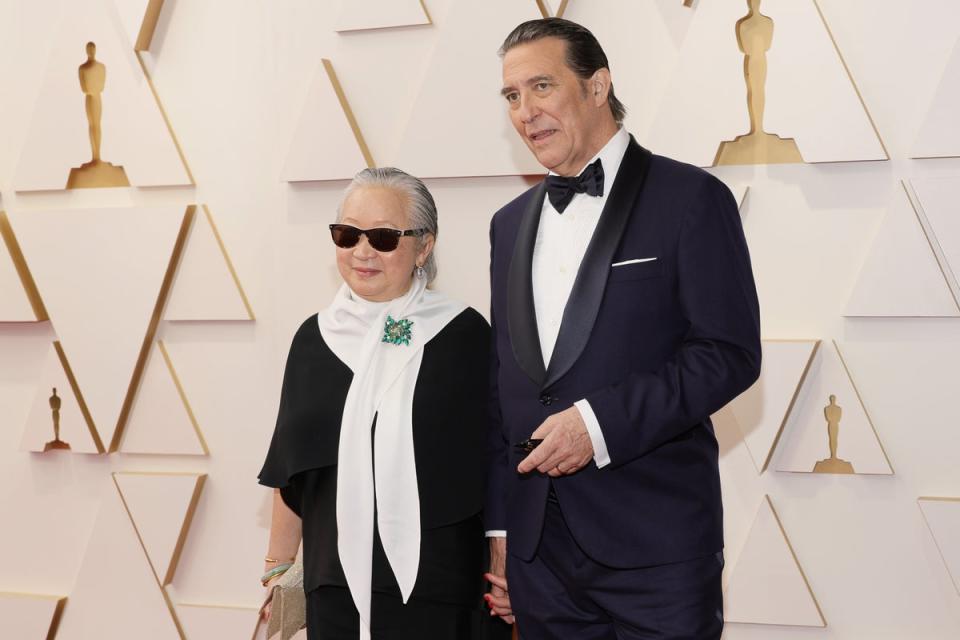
258,167,505,639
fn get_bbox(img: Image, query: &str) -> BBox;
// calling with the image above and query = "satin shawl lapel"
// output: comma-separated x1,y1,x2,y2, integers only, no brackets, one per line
506,182,548,386
544,140,653,389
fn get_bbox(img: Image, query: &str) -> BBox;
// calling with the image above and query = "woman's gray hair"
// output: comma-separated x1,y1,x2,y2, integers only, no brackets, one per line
337,167,439,282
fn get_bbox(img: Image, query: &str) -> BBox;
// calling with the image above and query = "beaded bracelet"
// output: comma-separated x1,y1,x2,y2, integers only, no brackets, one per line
260,562,293,586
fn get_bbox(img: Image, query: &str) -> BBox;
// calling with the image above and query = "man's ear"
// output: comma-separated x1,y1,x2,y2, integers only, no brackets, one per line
590,68,612,106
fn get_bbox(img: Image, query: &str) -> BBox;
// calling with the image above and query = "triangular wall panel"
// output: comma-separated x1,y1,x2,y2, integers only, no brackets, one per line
0,592,67,640
335,0,431,32
918,497,960,596
0,211,44,322
282,59,373,182
19,342,104,454
647,0,885,166
392,0,545,177
724,495,826,627
775,341,893,475
56,476,184,639
119,342,207,455
176,603,264,640
845,183,958,317
114,472,206,585
8,206,190,450
913,37,960,159
14,0,190,190
729,340,820,473
911,176,960,305
164,206,253,321
112,0,166,52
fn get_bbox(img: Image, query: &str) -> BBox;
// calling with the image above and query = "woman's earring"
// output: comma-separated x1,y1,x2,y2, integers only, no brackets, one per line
415,264,425,279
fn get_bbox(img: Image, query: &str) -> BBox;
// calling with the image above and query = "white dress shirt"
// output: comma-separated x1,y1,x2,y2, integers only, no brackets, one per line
485,129,629,538
532,127,629,470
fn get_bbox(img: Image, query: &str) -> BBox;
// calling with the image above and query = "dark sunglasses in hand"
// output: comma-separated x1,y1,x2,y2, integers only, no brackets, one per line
329,224,427,253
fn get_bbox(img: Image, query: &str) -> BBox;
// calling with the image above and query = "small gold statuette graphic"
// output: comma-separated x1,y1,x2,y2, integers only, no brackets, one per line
714,0,803,166
66,42,131,189
812,395,854,474
43,388,71,452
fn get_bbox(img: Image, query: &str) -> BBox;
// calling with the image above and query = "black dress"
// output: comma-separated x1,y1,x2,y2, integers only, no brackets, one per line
259,308,510,640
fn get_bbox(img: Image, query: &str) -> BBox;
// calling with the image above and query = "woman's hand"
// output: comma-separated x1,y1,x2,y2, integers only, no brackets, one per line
484,537,514,624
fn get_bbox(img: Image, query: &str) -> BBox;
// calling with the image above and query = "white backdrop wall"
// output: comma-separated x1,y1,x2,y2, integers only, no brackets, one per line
1,0,960,638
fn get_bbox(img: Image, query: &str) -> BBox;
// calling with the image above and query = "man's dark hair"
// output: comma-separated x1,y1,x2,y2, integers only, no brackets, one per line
499,17,627,124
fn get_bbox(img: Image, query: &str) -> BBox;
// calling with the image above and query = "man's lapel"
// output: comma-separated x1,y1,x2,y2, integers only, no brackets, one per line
507,182,548,386
543,139,653,389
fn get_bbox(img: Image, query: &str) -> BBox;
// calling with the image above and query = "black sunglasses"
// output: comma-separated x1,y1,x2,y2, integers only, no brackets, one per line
329,224,427,252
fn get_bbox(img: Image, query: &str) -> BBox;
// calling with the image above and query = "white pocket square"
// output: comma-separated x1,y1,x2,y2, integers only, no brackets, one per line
611,257,657,267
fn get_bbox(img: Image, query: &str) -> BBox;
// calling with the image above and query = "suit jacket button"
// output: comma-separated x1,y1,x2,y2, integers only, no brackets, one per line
539,394,553,406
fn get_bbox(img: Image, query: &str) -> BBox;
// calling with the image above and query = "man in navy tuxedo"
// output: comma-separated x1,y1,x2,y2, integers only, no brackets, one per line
482,18,761,640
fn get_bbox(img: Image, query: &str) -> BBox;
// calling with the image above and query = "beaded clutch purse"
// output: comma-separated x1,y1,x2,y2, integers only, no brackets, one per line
260,560,306,640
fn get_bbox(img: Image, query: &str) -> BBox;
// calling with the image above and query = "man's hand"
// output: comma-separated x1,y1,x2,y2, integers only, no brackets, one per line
484,537,514,624
517,405,594,477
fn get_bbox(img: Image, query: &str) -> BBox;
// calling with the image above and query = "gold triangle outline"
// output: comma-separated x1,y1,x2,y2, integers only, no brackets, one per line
811,0,890,162
736,338,821,474
323,59,375,170
772,340,894,475
0,211,49,321
158,340,209,455
108,205,195,452
51,340,106,453
134,0,166,52
112,471,207,638
166,205,255,321
334,0,433,32
725,495,827,627
535,0,569,18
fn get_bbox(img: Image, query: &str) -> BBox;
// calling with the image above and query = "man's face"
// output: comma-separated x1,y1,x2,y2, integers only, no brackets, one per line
501,37,605,177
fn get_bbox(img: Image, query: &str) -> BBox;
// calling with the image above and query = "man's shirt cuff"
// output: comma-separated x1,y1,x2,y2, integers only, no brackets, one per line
575,399,611,468
485,530,507,537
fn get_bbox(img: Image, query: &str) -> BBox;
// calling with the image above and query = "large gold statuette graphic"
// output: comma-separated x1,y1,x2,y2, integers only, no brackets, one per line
714,0,803,166
812,395,854,474
66,42,130,189
43,387,71,452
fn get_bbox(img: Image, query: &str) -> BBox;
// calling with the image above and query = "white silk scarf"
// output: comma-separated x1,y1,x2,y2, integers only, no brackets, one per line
317,276,465,640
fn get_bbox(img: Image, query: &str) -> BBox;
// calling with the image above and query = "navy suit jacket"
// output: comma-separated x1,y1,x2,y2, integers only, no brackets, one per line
485,138,762,568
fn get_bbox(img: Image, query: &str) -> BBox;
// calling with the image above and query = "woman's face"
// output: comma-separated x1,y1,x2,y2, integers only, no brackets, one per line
336,185,433,302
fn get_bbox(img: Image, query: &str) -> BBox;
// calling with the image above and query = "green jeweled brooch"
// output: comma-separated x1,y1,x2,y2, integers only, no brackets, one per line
382,315,414,346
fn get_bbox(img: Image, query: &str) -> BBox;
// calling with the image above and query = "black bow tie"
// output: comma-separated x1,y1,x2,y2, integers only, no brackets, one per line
545,159,605,214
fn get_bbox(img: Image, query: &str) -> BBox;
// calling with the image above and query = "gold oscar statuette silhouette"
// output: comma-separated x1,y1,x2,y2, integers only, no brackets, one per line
43,387,71,452
812,395,854,474
66,42,131,189
714,0,804,166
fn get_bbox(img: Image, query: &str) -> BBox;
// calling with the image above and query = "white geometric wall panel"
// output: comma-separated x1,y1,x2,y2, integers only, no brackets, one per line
913,37,960,158
918,498,960,596
729,340,819,473
392,0,545,177
647,0,886,166
0,592,66,640
8,206,187,450
282,59,372,182
724,496,825,627
56,477,183,639
176,602,265,640
114,472,206,586
13,0,190,191
845,183,959,317
19,342,103,454
775,341,893,475
120,342,207,455
563,0,688,143
335,0,431,32
911,176,960,304
164,206,253,321
0,212,38,322
536,0,568,18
